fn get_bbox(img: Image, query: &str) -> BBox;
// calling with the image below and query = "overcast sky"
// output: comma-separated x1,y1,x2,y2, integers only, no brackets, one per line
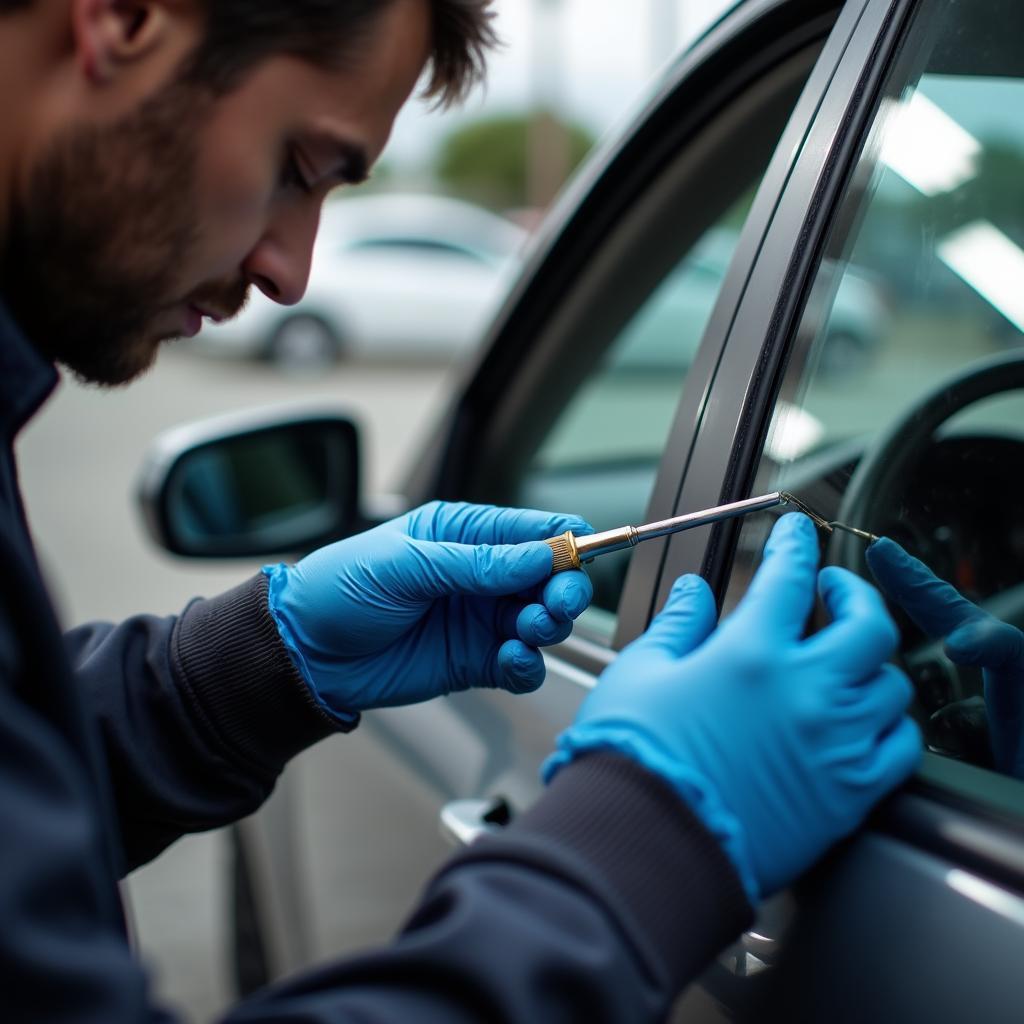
386,0,736,170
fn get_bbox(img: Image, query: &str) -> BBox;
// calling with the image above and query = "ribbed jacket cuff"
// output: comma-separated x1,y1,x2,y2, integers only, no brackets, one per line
450,753,753,992
171,574,353,777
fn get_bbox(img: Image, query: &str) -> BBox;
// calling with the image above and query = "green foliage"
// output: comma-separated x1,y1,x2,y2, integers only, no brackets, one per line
435,112,597,210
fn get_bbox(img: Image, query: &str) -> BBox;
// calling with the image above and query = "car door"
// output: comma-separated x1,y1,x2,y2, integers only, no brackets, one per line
350,6,868,1016
658,0,1024,1019
375,0,844,819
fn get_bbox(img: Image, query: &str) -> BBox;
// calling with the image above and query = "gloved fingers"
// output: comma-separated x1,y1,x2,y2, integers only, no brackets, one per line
504,569,593,623
637,575,717,658
496,573,591,647
945,617,1024,670
982,664,1024,755
541,569,594,623
402,501,593,546
864,715,923,794
410,539,555,599
516,603,574,647
984,674,1024,778
842,664,914,733
865,537,980,640
806,566,899,677
495,638,547,693
731,513,819,639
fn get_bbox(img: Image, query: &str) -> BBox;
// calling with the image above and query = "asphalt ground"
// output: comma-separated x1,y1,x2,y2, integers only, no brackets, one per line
16,345,459,1021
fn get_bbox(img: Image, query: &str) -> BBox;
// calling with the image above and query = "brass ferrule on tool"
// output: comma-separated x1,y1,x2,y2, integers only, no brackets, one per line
545,530,582,572
545,525,642,572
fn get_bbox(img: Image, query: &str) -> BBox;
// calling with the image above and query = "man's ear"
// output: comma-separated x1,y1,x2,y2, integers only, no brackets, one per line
71,1,181,84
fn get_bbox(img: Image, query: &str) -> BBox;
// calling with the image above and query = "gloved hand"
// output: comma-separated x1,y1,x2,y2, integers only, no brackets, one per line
544,513,921,904
866,537,1024,779
264,501,594,721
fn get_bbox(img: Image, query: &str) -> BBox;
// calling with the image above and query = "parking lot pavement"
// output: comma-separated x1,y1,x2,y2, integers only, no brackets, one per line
16,346,458,1019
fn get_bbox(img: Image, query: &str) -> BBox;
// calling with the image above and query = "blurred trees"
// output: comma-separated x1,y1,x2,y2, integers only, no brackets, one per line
435,112,596,212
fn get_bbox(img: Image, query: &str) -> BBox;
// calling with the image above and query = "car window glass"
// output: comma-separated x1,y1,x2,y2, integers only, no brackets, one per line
480,44,825,643
724,0,1024,793
515,193,755,630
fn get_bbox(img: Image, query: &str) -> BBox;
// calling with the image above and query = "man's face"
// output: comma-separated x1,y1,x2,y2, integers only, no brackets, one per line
1,0,430,385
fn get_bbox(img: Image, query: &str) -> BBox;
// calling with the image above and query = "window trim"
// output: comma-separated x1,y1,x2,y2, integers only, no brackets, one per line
650,0,903,617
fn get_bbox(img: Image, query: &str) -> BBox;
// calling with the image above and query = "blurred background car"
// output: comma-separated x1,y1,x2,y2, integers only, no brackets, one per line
190,193,528,368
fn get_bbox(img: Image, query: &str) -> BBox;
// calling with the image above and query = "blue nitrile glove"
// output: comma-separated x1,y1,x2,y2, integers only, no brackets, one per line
866,537,1024,779
544,513,921,904
263,501,594,722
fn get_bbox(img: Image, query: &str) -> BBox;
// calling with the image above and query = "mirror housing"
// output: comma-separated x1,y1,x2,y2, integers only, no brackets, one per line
137,406,362,558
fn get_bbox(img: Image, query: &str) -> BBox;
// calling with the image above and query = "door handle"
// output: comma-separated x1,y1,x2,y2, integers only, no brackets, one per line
712,893,790,984
439,796,512,847
724,929,780,976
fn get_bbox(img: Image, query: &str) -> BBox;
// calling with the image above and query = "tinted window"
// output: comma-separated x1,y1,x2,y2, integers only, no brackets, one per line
517,208,752,620
478,43,827,643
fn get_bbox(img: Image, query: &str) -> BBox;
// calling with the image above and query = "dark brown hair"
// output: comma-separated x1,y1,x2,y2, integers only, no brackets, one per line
1,1,498,107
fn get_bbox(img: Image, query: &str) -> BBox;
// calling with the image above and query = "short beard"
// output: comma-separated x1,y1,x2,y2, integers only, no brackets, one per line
2,78,209,386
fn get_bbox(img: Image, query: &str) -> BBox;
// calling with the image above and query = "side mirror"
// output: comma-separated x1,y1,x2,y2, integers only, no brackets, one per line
137,407,361,558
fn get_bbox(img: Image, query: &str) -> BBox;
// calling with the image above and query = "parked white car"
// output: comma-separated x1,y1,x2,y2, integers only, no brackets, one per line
191,193,527,367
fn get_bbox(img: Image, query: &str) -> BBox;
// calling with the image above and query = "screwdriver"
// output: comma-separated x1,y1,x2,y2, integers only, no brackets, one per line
544,491,879,574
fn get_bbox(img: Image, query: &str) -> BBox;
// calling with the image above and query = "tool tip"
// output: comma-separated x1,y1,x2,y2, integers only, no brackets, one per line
828,522,881,543
778,491,833,532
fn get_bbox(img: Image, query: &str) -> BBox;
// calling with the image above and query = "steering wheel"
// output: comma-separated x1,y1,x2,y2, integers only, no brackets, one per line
827,351,1024,766
830,351,1024,571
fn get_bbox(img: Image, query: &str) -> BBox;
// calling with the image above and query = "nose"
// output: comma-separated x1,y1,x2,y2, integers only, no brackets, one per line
243,205,321,306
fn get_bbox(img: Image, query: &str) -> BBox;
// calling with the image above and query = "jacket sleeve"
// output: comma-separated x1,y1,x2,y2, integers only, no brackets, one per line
9,584,752,1024
224,753,754,1024
64,573,345,872
0,599,175,1022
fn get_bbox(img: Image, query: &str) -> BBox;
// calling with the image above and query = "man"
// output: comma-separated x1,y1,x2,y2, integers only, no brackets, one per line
0,2,921,1021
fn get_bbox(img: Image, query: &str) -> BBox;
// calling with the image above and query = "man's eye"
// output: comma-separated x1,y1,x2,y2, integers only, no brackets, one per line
281,152,312,194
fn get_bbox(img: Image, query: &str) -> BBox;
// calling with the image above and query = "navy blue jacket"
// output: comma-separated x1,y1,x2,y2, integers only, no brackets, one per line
0,301,751,1022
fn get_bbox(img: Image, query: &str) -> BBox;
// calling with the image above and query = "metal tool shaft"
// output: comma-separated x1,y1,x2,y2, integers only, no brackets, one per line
577,492,788,560
545,492,793,573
